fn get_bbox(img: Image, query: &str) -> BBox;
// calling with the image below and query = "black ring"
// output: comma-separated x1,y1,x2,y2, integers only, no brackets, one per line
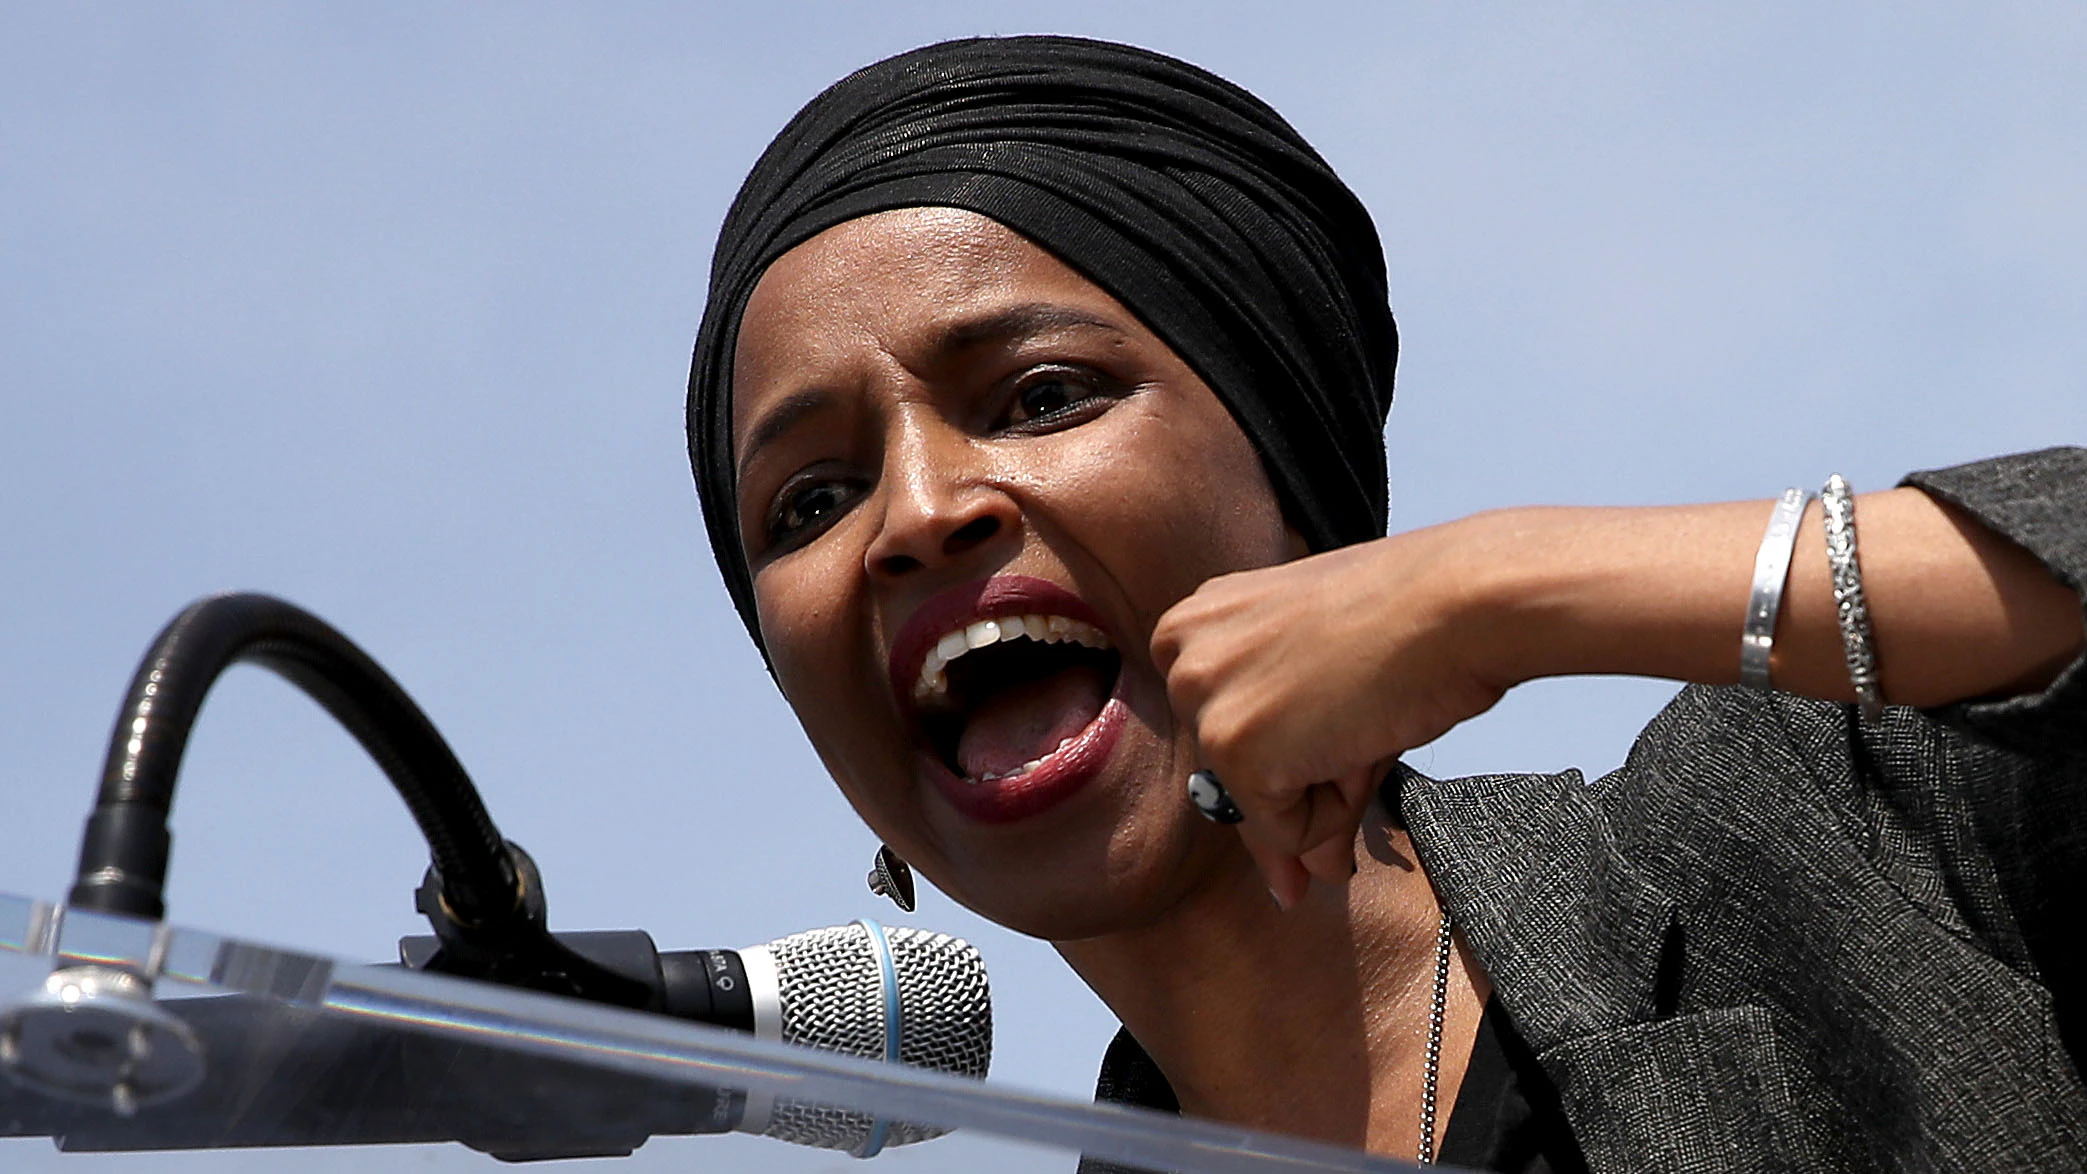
1186,770,1244,824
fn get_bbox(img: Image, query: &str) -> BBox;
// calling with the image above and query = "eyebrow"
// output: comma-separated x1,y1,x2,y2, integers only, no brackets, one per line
734,302,1127,479
936,303,1125,350
737,389,836,481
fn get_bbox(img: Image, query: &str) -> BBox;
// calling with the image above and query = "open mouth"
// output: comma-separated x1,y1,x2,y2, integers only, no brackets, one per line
889,578,1130,822
914,613,1122,782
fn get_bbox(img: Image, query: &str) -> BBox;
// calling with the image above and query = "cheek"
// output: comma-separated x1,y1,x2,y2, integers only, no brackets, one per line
1020,400,1291,622
756,561,910,830
753,535,954,857
755,548,881,756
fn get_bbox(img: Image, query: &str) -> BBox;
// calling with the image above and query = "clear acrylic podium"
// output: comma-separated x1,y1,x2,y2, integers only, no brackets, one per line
0,892,1420,1173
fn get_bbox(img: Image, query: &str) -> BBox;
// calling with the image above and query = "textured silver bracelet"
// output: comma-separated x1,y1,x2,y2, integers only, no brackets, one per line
1740,487,1810,690
1821,474,1886,722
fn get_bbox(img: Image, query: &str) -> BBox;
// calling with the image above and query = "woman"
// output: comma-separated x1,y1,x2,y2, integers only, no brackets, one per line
686,36,2087,1171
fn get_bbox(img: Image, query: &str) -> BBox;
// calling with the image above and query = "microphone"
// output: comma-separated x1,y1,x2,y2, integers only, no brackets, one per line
398,917,991,1156
2,921,990,1162
732,921,992,1155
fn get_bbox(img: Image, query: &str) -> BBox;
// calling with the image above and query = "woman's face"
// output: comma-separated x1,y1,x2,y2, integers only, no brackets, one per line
731,207,1295,940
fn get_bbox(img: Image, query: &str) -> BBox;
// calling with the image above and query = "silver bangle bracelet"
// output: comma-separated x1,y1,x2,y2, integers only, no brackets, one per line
1740,487,1810,690
1821,474,1886,723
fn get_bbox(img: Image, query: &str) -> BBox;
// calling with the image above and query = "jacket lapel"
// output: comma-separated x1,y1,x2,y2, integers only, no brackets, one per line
1397,766,1821,1172
1397,763,1675,1046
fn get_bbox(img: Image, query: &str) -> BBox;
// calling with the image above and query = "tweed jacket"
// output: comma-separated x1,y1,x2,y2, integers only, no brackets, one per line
1094,448,2087,1173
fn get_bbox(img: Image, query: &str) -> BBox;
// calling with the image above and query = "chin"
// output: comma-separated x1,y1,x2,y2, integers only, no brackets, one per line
918,781,1223,944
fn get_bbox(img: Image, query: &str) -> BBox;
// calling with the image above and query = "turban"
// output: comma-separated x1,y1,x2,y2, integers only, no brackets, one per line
687,35,1397,648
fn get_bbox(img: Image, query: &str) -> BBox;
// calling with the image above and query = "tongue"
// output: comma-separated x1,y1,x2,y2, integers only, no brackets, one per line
955,663,1111,780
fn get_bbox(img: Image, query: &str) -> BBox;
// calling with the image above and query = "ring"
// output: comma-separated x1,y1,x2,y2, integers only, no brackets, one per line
1187,770,1243,824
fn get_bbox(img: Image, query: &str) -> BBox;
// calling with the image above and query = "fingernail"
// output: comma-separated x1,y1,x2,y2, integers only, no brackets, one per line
1269,886,1291,911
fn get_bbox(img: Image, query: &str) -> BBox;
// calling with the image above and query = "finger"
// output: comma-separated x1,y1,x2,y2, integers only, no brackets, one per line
1243,837,1312,910
1233,786,1313,858
1295,784,1363,883
1148,619,1181,677
1227,772,1345,849
1300,833,1357,886
1332,762,1382,811
1295,780,1365,853
1147,597,1206,677
1227,782,1353,894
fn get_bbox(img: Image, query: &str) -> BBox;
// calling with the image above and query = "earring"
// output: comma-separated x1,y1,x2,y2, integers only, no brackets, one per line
866,844,916,913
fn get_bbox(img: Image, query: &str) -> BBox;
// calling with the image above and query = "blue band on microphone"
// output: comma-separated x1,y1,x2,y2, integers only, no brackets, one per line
853,918,901,1158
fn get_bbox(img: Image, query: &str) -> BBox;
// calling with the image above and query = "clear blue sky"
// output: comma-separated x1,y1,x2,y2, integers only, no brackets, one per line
3,4,2082,1170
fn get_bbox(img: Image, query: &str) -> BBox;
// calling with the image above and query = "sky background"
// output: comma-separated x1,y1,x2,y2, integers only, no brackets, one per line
3,3,2083,1171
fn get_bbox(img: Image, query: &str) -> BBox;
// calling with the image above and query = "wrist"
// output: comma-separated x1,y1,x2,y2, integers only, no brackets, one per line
1445,503,1761,689
1432,507,1583,691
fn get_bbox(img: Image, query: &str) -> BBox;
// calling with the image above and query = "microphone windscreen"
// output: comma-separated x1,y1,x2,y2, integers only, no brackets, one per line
739,922,990,1155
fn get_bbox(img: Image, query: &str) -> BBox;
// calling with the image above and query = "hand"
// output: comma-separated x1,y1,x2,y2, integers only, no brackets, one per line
1153,486,2087,907
1151,522,1515,906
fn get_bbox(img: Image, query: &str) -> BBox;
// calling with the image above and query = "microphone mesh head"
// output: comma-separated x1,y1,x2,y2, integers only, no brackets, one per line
757,923,990,1154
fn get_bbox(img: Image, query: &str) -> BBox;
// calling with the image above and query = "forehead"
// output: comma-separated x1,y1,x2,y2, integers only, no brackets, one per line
729,209,1131,425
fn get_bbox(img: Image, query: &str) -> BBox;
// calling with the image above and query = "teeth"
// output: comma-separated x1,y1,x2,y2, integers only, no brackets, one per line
911,612,1113,703
970,754,1052,786
957,716,1101,786
965,724,1098,784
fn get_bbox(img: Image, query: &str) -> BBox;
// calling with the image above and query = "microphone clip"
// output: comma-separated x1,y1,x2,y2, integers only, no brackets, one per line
411,841,659,1013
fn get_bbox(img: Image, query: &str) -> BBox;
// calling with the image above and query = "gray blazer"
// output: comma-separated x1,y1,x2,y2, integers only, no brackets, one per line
1098,448,2087,1172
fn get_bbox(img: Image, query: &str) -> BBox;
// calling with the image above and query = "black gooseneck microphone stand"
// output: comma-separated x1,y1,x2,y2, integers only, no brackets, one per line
66,590,654,1011
0,592,769,1155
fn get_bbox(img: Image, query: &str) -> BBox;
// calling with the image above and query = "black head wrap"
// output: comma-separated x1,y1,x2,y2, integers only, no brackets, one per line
688,35,1397,648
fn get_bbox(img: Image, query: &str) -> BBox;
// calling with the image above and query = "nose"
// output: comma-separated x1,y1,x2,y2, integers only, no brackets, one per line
864,421,1020,580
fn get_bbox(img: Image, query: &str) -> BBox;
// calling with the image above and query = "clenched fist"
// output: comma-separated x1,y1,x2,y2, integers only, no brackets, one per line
1151,518,1517,906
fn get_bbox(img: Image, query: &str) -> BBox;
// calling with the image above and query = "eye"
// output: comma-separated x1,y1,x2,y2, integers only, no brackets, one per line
1012,379,1075,421
765,471,865,550
999,369,1117,431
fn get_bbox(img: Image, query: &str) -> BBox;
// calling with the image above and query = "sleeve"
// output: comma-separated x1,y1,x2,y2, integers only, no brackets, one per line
1900,445,2087,758
1887,447,2087,1069
1628,450,2087,1075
